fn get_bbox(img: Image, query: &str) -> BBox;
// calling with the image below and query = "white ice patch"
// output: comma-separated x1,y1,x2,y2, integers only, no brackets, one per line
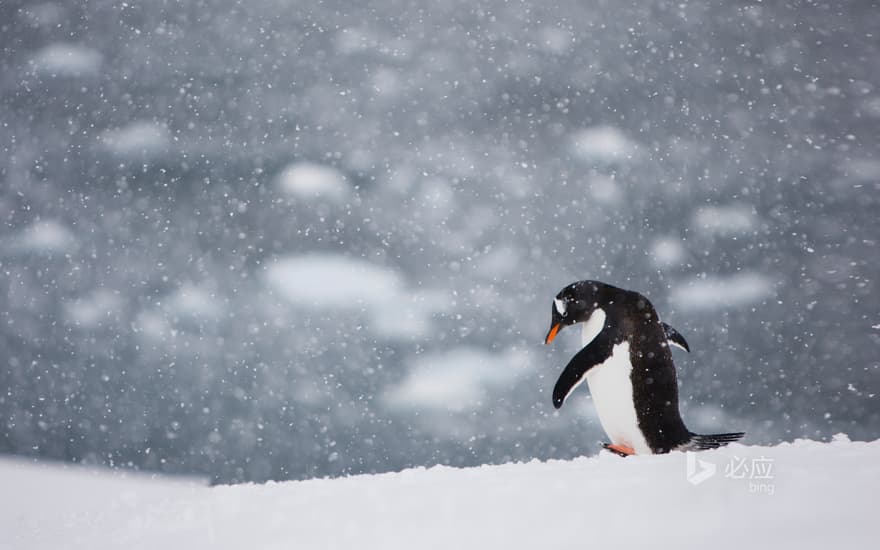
371,67,402,98
100,121,170,158
370,287,449,341
265,254,401,310
383,348,526,413
11,219,76,254
167,284,223,320
585,341,652,454
31,42,102,77
264,254,443,340
650,237,687,268
275,162,350,203
670,272,775,313
63,289,123,328
568,126,636,163
64,289,123,328
537,26,573,55
580,308,606,348
133,310,170,342
474,245,519,279
587,174,622,204
692,203,758,236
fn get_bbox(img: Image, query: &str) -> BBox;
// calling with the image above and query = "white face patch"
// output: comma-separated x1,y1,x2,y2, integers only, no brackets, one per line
554,298,567,316
580,308,607,347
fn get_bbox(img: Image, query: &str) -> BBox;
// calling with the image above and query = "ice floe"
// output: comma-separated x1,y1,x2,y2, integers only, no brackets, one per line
275,162,350,203
670,272,775,312
31,42,102,77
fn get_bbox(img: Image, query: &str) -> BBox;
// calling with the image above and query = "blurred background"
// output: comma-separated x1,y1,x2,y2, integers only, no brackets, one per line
1,0,878,484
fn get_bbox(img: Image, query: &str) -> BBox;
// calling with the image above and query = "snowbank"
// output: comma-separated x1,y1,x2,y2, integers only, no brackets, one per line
0,436,880,550
3,437,875,550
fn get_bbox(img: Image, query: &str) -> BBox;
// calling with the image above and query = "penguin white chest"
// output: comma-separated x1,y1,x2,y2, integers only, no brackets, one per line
584,341,652,454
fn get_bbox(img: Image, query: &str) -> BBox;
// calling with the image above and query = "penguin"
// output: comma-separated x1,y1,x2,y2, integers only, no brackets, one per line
544,280,744,456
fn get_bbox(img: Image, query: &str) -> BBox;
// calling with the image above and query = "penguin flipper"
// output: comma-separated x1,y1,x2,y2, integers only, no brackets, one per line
662,322,690,352
552,331,613,409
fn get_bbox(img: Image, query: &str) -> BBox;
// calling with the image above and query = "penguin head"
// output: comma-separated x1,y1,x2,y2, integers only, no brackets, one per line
544,280,606,344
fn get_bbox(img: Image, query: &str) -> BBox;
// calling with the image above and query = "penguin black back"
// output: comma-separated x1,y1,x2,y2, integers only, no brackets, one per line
614,287,692,452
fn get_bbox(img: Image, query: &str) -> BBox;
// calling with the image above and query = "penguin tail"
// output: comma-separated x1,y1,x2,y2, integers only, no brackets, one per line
685,432,745,451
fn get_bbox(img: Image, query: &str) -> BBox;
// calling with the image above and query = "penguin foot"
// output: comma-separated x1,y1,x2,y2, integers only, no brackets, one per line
602,443,635,457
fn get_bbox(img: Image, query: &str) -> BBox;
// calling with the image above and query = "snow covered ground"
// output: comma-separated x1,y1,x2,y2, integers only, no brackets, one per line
4,436,876,550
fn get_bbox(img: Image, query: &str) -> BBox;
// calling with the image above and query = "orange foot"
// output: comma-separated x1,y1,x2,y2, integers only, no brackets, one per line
603,443,636,457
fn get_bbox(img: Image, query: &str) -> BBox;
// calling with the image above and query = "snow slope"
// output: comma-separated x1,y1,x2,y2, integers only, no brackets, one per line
4,437,876,550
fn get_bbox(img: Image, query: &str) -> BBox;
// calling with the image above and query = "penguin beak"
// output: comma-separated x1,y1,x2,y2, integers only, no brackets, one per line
545,323,562,345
